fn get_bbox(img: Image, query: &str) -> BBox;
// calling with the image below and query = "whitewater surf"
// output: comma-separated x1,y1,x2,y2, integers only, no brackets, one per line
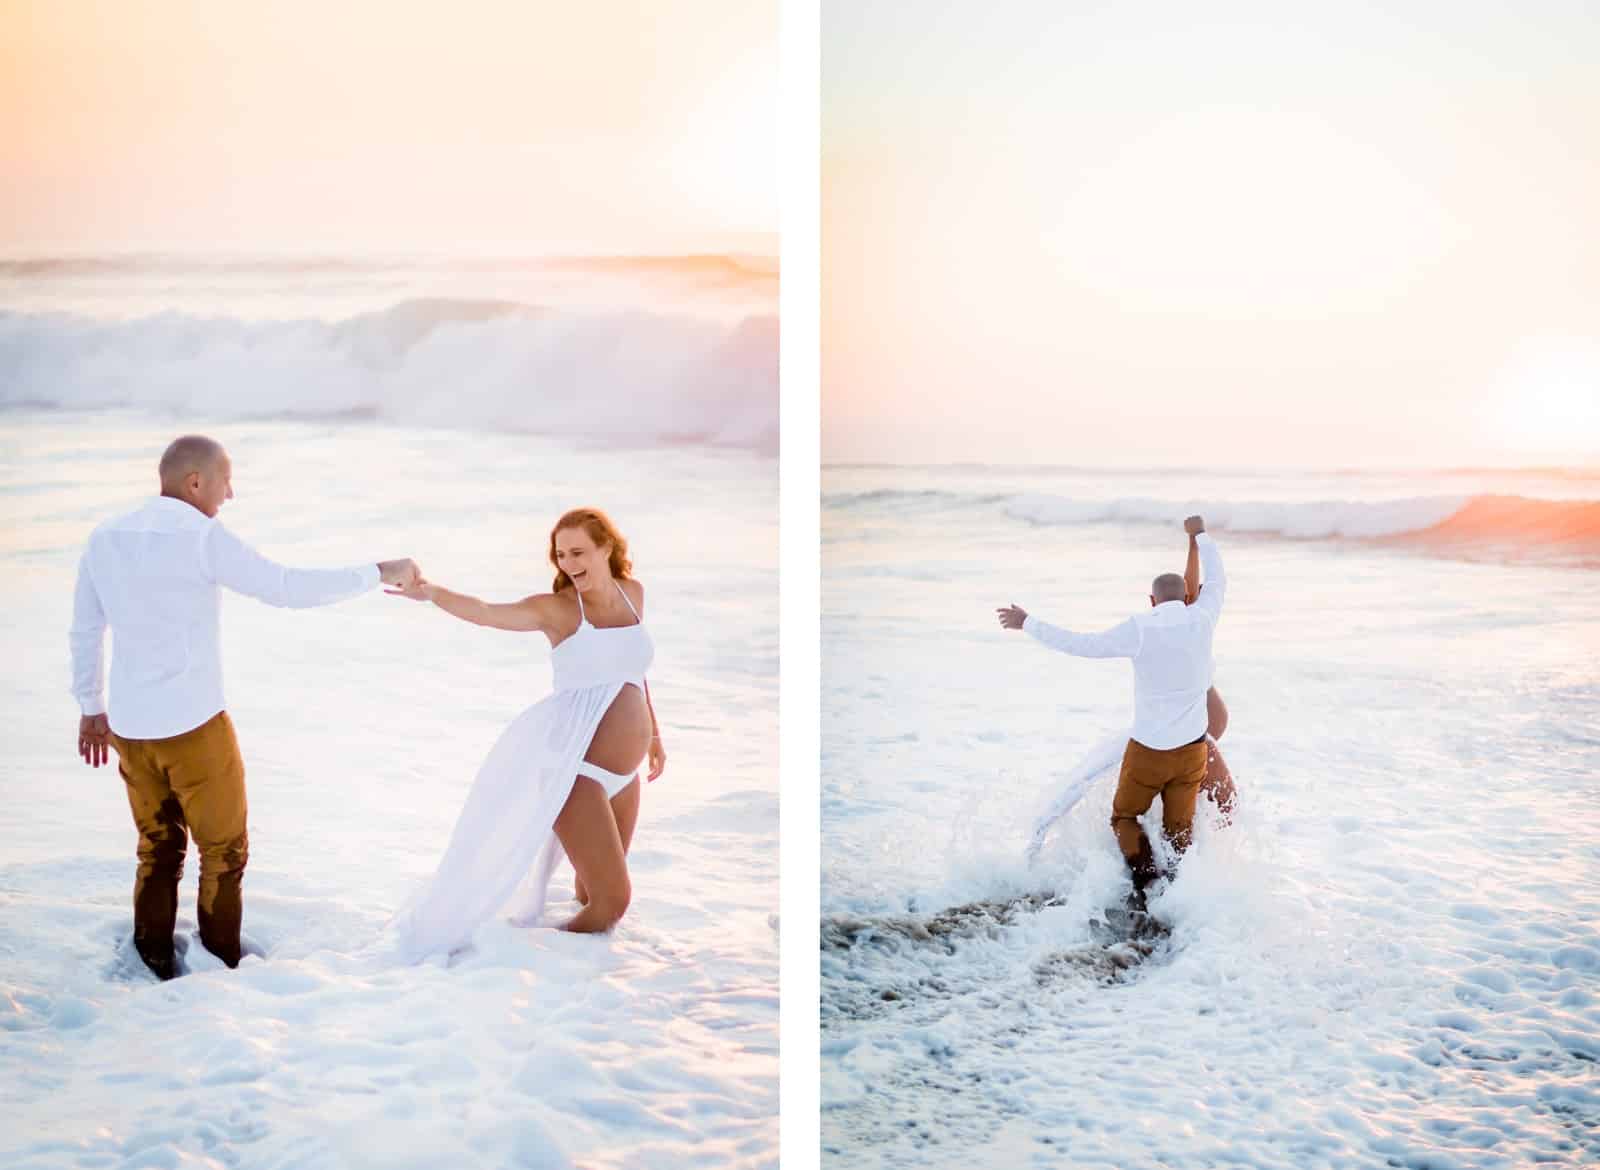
823,460,1600,1168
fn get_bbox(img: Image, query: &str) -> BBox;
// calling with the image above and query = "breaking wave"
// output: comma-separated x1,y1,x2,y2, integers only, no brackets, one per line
0,298,777,451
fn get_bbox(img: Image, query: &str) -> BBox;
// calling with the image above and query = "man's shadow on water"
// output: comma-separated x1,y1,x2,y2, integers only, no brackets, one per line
820,888,1174,1021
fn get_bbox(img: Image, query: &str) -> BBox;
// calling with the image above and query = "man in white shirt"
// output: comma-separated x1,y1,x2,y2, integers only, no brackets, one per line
998,516,1226,898
70,435,419,979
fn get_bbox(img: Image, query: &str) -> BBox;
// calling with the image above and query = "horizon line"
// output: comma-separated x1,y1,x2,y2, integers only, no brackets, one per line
822,460,1600,476
0,244,781,264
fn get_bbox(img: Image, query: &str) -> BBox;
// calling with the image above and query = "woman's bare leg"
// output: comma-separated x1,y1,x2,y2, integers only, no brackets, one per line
567,681,648,914
1199,738,1237,821
576,778,640,904
1199,686,1236,819
1206,686,1228,740
553,778,631,933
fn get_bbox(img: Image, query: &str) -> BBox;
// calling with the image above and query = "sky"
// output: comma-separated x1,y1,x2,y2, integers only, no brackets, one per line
823,0,1600,468
0,0,777,256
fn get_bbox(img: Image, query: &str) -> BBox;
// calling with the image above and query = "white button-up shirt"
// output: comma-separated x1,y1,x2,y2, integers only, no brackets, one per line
70,496,381,740
1023,533,1226,751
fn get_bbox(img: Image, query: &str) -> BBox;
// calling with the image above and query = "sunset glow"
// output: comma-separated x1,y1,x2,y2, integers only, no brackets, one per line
1478,339,1600,458
1,0,777,255
824,1,1600,468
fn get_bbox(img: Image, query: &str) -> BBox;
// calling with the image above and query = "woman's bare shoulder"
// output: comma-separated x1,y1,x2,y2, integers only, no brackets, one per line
523,589,584,638
519,590,575,619
620,577,645,612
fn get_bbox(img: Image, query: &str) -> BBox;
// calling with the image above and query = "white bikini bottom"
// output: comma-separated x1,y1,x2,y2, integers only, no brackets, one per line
575,760,638,800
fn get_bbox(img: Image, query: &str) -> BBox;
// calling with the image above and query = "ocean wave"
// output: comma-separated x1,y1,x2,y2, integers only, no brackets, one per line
0,254,389,277
820,487,1010,515
537,253,778,283
0,298,777,450
1003,492,1471,539
1410,494,1600,551
826,488,1600,559
1007,491,1600,552
0,252,780,297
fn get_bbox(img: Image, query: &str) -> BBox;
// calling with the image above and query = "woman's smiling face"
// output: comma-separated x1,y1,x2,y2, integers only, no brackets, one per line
555,526,611,592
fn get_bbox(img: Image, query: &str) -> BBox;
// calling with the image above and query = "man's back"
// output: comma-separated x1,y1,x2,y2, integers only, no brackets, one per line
1124,596,1220,748
76,497,227,739
1021,532,1226,749
71,496,380,740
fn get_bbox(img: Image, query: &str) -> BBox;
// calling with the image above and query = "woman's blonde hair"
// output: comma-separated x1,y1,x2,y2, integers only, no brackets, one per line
549,508,632,592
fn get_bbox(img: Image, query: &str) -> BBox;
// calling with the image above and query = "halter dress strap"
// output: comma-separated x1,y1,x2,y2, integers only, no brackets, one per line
573,583,587,625
614,580,641,623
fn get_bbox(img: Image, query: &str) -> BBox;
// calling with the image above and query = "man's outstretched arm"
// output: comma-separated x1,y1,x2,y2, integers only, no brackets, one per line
998,604,1142,659
205,524,415,608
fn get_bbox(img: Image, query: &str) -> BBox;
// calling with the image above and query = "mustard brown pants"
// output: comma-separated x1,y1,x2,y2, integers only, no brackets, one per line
1111,736,1209,888
110,711,248,977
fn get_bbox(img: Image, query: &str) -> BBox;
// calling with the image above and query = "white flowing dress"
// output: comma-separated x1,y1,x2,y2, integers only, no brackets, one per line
1026,658,1222,862
1025,725,1225,863
393,583,654,961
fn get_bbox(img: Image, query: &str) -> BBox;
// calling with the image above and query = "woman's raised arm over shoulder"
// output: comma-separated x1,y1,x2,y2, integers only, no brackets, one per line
1184,532,1201,606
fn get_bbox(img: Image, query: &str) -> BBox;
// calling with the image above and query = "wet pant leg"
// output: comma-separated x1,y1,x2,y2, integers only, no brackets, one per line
1110,737,1210,887
164,712,249,967
111,711,249,971
112,735,188,979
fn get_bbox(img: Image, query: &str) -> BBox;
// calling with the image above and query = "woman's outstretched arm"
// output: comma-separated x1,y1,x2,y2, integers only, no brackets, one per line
1185,532,1201,605
391,577,551,633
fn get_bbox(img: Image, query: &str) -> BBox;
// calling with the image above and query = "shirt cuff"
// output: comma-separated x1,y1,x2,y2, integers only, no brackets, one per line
78,695,107,717
360,563,382,590
1022,615,1038,636
1195,532,1215,545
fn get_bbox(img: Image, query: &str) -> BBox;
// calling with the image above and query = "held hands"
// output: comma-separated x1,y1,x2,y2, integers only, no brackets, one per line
378,558,422,590
387,574,434,602
996,604,1028,631
1184,515,1206,536
379,559,433,601
647,735,667,782
78,714,111,768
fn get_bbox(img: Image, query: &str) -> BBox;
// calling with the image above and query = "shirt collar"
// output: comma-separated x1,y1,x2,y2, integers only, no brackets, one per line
146,495,212,523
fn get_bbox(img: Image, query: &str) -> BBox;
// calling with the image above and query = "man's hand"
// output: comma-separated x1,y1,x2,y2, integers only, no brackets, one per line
996,604,1028,631
78,714,111,768
1184,515,1205,536
378,558,421,589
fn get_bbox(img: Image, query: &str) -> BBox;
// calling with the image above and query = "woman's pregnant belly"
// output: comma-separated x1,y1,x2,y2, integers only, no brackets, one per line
583,682,651,775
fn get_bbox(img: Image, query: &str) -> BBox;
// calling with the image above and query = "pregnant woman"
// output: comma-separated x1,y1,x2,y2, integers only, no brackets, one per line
389,507,664,961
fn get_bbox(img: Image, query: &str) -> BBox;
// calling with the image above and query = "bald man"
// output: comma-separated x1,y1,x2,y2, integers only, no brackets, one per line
997,515,1227,900
69,435,419,979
